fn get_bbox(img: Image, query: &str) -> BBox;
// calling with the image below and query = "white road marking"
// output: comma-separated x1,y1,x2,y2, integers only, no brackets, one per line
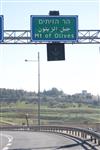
7,143,12,146
2,147,9,150
1,133,13,150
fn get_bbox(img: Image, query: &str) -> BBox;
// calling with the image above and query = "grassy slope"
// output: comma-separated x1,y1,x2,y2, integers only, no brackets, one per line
0,102,100,126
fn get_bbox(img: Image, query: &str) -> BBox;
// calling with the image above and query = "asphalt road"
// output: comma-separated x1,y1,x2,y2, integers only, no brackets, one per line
0,131,95,150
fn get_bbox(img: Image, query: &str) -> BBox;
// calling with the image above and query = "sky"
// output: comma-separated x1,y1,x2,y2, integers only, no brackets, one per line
0,0,100,95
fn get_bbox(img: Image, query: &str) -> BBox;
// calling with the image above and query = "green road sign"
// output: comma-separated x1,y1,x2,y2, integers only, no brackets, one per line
31,15,78,42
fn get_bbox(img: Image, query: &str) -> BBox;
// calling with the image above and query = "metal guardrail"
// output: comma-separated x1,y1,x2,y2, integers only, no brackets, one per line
1,125,100,147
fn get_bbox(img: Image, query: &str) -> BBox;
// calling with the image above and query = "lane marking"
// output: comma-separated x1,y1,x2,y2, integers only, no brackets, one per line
1,133,13,150
7,143,12,146
2,148,9,150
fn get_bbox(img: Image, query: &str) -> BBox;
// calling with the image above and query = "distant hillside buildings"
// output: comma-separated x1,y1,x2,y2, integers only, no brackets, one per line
0,88,100,105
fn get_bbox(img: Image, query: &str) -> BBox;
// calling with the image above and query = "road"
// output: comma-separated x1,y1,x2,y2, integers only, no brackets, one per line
0,131,96,150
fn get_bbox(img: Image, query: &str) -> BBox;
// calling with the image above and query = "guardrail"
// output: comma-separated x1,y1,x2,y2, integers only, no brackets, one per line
1,125,100,147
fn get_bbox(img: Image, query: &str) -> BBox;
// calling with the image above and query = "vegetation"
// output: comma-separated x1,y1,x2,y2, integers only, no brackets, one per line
0,88,100,129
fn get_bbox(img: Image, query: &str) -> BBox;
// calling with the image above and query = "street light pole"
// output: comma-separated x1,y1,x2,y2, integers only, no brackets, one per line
25,52,40,126
38,52,40,126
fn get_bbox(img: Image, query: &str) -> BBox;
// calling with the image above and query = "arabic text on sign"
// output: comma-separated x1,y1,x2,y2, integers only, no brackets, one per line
38,27,71,33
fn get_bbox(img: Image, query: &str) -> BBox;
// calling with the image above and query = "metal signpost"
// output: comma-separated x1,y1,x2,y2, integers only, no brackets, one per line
30,15,78,42
0,15,4,42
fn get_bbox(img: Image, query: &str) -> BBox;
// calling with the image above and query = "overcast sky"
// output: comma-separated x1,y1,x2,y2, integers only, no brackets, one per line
0,0,100,95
